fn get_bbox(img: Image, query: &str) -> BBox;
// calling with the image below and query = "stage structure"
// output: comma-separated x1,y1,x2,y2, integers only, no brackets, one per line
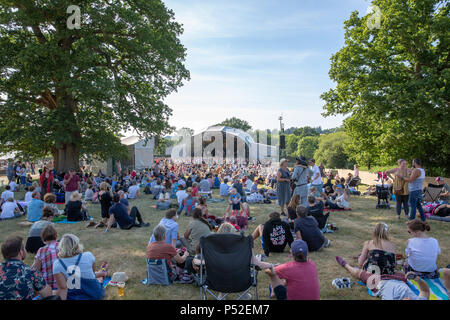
170,126,278,164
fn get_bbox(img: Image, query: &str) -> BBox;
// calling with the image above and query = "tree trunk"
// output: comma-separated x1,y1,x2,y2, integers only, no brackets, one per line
52,94,81,173
53,143,80,173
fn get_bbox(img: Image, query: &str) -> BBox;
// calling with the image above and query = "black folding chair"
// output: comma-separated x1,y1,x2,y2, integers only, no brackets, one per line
199,233,258,300
423,184,443,203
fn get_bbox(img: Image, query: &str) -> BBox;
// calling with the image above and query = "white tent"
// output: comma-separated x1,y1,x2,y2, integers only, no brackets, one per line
120,136,154,170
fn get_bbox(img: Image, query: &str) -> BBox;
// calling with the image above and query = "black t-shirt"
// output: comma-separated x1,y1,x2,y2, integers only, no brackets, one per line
307,201,328,229
100,192,112,217
65,200,83,221
294,216,325,252
287,207,297,221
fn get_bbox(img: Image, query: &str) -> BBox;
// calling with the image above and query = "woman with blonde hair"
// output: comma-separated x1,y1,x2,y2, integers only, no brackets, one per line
386,159,411,219
53,234,108,300
358,223,397,275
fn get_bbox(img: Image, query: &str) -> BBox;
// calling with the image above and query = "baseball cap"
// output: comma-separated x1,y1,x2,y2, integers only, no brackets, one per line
291,239,308,258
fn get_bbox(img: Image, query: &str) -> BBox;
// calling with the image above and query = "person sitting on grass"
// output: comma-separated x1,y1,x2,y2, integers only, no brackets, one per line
105,193,150,231
146,224,189,282
149,209,179,248
287,194,301,223
252,212,293,258
0,197,24,220
358,223,397,275
181,208,213,256
325,188,350,210
306,196,329,230
404,220,440,278
25,207,55,254
335,256,431,300
294,206,330,252
53,234,107,300
0,236,53,300
127,180,140,199
262,239,320,300
219,178,230,197
65,191,88,222
27,191,45,222
43,193,62,217
32,225,59,292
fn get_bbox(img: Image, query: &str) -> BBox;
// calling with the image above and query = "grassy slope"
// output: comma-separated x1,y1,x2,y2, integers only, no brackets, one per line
1,186,448,300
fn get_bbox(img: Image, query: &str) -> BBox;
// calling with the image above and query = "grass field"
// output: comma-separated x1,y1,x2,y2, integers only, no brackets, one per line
1,185,449,300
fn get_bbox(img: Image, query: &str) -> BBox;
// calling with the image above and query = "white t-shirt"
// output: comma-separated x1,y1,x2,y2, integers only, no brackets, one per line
127,185,140,199
336,194,350,209
1,202,18,219
1,190,14,202
311,165,322,185
176,190,188,205
24,191,33,203
405,237,440,273
8,182,17,191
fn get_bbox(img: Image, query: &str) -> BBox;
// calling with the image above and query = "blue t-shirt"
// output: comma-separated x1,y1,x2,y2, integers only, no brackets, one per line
53,252,96,280
120,198,129,207
109,203,133,229
149,218,178,245
27,198,44,222
220,183,230,196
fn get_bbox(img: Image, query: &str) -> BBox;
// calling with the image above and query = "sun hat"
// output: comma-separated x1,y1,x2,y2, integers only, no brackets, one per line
110,272,128,286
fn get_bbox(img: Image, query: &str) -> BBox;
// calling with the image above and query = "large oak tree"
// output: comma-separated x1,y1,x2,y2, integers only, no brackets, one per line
321,0,449,175
0,0,189,171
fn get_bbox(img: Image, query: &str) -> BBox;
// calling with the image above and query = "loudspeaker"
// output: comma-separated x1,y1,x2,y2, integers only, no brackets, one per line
280,135,286,149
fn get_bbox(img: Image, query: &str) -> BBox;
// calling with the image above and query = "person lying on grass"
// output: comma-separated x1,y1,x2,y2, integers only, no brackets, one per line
335,256,432,300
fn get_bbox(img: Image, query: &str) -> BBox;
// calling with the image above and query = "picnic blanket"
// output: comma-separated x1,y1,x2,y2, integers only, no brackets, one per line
52,218,83,224
357,271,449,300
207,198,225,203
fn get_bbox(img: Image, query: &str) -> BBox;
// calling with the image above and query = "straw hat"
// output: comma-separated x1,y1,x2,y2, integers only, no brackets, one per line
69,191,82,202
279,159,288,166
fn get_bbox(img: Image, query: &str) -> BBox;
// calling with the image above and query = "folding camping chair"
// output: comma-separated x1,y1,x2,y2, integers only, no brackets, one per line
424,184,443,203
199,233,258,300
347,177,361,190
146,258,175,286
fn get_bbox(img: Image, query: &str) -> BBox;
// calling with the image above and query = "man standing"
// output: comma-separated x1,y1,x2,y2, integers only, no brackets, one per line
63,168,80,204
309,159,322,198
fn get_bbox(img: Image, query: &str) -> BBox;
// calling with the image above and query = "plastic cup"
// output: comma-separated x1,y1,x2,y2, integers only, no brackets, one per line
117,282,125,297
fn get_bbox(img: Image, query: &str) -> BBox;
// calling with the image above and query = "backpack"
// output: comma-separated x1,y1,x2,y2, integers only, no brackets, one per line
57,254,104,300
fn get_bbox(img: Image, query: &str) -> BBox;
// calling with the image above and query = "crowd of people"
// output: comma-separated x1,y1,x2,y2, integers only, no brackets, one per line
0,157,448,300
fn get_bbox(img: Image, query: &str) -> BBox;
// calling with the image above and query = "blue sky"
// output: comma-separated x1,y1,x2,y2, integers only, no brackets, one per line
163,0,372,133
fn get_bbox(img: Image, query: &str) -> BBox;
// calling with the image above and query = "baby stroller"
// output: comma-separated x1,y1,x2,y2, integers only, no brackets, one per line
376,178,391,209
